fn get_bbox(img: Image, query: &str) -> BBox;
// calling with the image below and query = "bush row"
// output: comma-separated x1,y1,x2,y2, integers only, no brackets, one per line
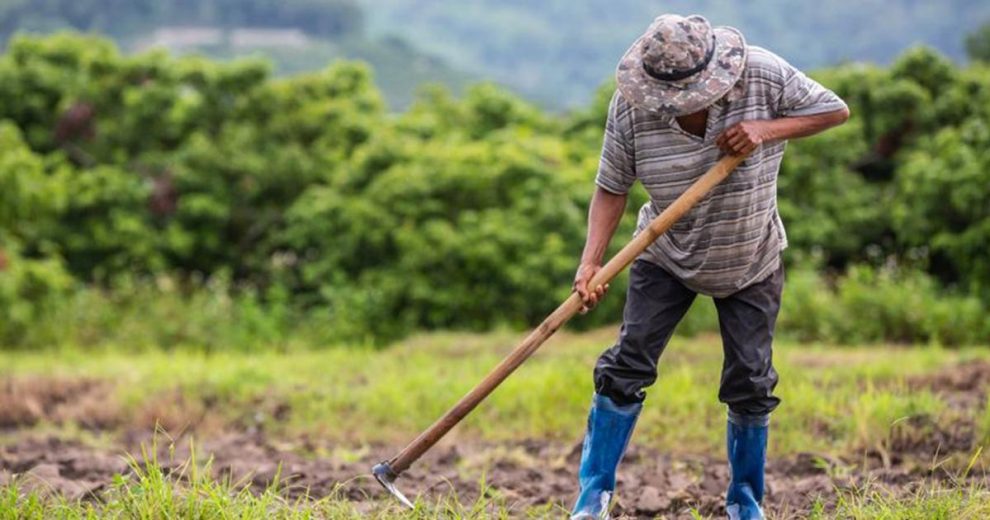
1,35,990,348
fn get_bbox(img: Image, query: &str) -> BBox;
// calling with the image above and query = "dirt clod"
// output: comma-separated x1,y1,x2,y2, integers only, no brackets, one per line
909,359,990,410
634,485,669,514
0,377,118,430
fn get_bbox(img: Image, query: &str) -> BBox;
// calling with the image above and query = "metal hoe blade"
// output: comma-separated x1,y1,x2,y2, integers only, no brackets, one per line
372,462,415,509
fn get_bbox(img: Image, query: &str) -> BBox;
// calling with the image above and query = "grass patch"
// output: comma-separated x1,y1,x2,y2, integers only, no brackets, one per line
817,481,990,519
0,437,558,519
0,329,980,458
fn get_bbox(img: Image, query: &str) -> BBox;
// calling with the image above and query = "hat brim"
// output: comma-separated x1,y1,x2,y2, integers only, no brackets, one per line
616,26,747,116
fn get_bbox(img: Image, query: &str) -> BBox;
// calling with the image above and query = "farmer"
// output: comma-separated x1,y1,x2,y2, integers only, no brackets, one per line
570,14,849,520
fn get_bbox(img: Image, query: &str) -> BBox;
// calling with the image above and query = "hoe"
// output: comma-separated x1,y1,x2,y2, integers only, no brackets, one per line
373,154,748,508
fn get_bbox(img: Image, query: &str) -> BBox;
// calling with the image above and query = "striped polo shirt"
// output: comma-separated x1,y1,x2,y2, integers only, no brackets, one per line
596,46,847,297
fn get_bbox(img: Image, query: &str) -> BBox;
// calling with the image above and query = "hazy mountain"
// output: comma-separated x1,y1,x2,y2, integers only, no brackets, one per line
359,0,990,108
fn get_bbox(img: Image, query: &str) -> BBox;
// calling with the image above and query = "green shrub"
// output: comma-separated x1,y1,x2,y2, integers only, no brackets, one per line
893,119,990,297
0,239,75,346
778,263,989,346
12,273,341,352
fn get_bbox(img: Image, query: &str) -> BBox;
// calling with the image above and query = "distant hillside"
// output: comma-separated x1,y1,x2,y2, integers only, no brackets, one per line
131,29,474,109
359,0,990,108
0,0,365,40
0,0,473,109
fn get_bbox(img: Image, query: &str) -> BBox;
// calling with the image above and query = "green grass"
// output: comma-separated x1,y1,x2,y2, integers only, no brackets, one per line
815,482,990,519
0,328,982,457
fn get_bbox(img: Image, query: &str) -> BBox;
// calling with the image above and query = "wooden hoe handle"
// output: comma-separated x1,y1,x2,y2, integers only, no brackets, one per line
378,153,747,479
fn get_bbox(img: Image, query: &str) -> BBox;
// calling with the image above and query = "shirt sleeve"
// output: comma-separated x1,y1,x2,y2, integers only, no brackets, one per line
772,54,848,117
594,91,637,195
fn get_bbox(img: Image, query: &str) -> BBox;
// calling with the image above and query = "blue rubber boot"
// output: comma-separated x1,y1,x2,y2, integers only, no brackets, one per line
725,412,769,520
571,393,642,519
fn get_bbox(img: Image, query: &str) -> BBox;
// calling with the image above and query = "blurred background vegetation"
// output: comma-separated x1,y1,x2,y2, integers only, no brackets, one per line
2,2,990,351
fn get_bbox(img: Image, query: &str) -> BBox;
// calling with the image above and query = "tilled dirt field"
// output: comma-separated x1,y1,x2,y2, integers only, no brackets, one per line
1,360,989,518
0,430,986,518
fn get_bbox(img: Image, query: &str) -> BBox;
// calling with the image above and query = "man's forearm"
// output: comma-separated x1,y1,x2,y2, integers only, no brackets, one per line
763,107,850,141
717,107,850,155
580,187,628,265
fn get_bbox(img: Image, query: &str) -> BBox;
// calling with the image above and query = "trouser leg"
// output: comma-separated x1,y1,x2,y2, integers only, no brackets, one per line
593,260,697,405
713,264,783,417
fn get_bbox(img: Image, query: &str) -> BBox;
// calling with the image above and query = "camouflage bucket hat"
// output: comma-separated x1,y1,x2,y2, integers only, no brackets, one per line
617,14,747,116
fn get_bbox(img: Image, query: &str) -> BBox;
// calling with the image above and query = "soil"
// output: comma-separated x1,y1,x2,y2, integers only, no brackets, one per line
1,431,985,519
1,359,989,518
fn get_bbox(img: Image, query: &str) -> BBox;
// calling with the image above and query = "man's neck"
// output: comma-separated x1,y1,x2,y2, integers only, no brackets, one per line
675,109,708,138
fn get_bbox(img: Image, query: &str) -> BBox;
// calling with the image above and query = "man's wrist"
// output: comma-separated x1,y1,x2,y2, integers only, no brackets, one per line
579,256,602,267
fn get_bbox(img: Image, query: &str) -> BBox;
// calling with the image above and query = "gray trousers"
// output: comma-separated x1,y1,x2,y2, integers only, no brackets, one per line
594,259,783,416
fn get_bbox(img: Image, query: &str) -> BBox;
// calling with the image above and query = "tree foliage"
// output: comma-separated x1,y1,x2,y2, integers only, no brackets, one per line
1,34,989,346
